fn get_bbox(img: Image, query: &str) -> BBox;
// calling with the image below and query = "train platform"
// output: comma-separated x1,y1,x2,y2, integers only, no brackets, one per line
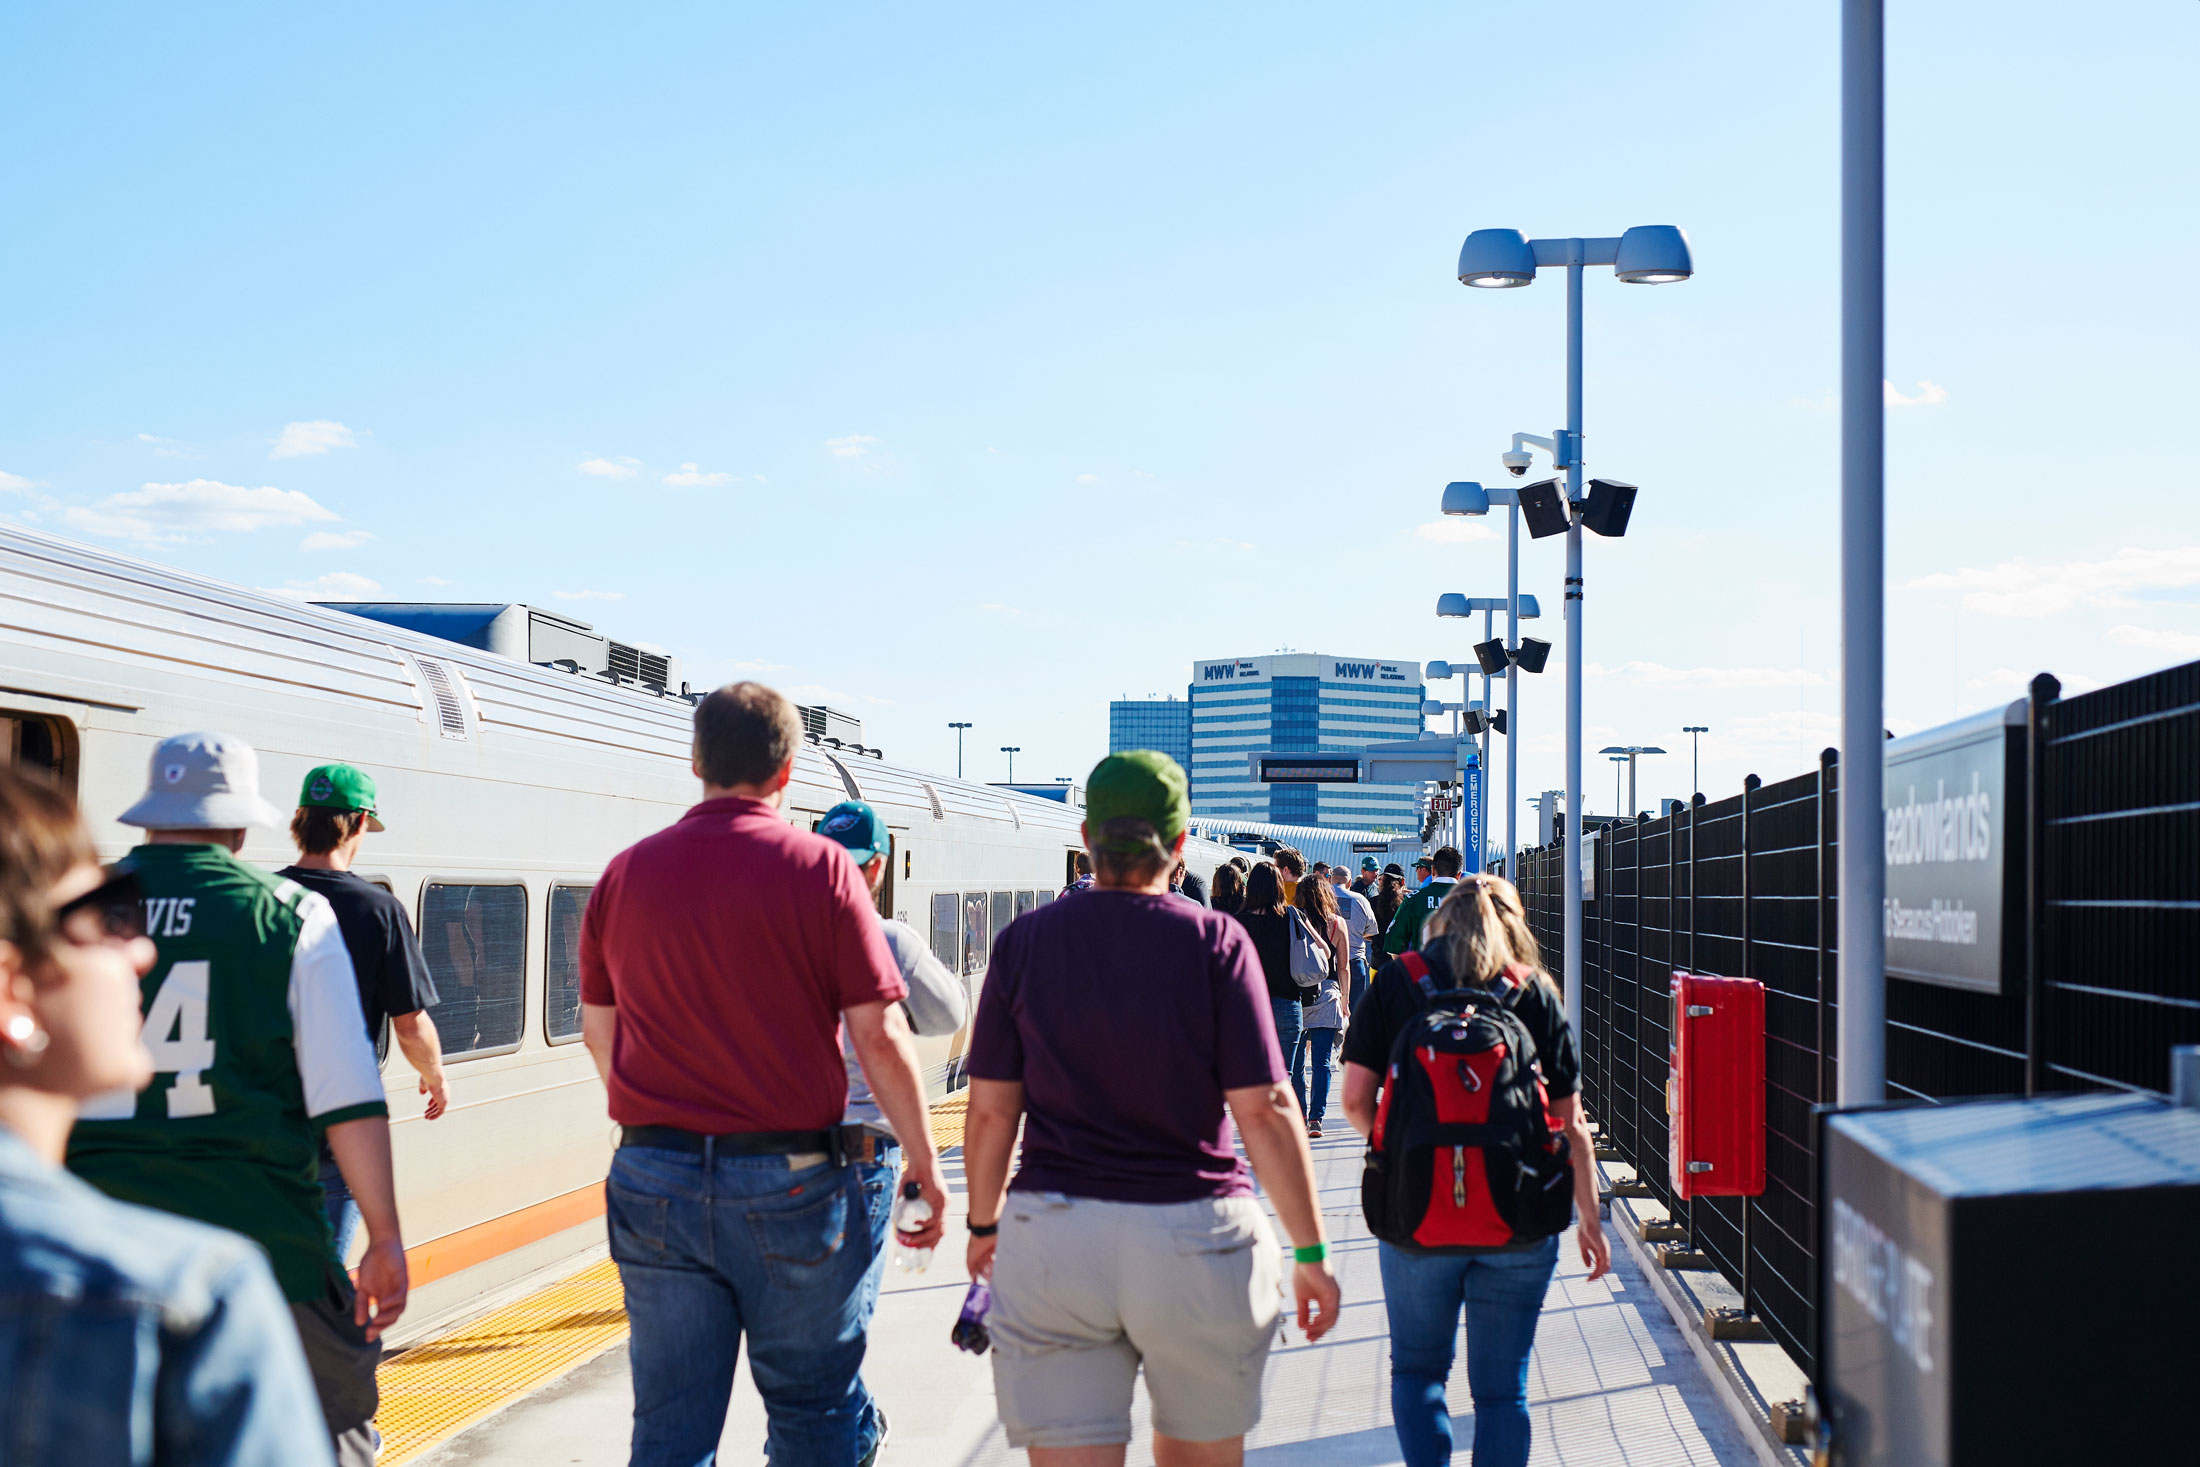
385,1096,1766,1466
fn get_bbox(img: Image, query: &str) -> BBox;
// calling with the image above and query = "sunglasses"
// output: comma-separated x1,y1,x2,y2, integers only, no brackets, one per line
54,865,146,944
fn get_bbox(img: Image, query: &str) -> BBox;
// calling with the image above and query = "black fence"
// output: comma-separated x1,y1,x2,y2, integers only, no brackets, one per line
1510,658,2200,1375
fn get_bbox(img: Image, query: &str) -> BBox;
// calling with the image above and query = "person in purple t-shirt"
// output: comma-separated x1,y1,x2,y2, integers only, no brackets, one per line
963,751,1341,1464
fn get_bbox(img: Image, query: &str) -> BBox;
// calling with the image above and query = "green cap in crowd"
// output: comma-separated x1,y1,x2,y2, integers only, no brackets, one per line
297,763,386,832
1084,750,1189,853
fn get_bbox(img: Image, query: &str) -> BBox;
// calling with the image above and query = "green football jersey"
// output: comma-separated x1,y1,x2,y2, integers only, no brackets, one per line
67,843,388,1302
1382,878,1459,956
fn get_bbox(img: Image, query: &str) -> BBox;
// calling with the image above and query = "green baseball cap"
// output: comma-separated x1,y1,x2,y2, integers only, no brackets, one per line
298,763,386,832
1084,750,1189,853
817,800,890,864
1361,856,1379,871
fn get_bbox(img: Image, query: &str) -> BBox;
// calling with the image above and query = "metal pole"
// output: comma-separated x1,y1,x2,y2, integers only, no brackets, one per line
1506,502,1521,881
1563,248,1587,1033
1627,752,1637,820
1838,0,1886,1106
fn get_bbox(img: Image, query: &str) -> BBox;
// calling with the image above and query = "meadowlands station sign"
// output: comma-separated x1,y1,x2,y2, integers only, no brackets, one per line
1882,701,2026,995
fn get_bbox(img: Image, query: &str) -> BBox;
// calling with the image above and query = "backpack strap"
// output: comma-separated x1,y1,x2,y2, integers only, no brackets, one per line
1398,950,1437,1003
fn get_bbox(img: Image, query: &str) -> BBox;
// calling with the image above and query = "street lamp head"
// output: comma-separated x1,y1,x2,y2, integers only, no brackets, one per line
1518,593,1542,619
1436,593,1470,618
1425,659,1456,680
1457,228,1536,288
1440,480,1491,516
1613,225,1694,284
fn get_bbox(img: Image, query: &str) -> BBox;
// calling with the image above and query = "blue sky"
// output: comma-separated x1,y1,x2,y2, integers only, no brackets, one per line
5,2,2197,829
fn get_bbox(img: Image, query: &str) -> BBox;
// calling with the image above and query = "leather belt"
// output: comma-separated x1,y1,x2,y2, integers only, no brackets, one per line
619,1124,888,1166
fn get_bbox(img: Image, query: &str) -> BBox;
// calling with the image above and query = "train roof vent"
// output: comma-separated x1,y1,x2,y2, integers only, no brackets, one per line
405,653,473,740
606,640,673,692
920,782,945,820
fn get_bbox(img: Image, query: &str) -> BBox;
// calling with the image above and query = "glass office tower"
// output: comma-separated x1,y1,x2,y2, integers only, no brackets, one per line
1108,695,1193,772
1186,653,1425,830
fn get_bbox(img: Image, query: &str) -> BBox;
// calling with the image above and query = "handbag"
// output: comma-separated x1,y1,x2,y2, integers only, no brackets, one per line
1285,908,1332,997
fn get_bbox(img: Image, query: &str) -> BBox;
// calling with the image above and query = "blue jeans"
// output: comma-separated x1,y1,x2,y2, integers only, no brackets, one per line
852,1138,901,1460
1294,1027,1337,1123
1378,1236,1562,1467
318,1147,361,1262
608,1142,879,1467
1270,999,1306,1115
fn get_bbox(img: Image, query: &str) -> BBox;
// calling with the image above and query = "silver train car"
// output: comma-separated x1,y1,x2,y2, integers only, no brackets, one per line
0,524,1245,1341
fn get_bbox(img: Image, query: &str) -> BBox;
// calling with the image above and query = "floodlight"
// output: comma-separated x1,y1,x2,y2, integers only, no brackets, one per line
1516,478,1571,539
1490,709,1508,735
1472,638,1507,676
1436,593,1470,618
1581,478,1637,538
1457,228,1535,288
1425,660,1455,680
1441,481,1491,516
1461,709,1491,736
1613,225,1694,284
1515,637,1552,674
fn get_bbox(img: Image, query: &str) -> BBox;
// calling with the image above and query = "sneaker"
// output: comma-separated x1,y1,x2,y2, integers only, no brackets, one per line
1307,1121,1324,1139
858,1406,890,1467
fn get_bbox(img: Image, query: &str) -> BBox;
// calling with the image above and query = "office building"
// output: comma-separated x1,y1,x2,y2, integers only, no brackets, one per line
1187,653,1426,830
1108,695,1192,771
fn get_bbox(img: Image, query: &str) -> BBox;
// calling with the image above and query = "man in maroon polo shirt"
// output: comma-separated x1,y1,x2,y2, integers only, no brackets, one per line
579,681,947,1467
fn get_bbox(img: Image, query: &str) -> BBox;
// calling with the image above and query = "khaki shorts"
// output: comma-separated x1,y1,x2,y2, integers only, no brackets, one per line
988,1192,1283,1448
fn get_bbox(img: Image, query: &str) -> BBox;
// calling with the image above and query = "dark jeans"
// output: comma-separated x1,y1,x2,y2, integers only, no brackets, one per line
1377,1236,1562,1467
608,1142,879,1466
852,1137,901,1460
1294,1027,1338,1123
317,1147,362,1263
291,1271,382,1467
1350,952,1371,1011
1271,999,1306,1116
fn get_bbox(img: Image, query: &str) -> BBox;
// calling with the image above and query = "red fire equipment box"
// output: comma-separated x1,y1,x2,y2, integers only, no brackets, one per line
1666,972,1765,1199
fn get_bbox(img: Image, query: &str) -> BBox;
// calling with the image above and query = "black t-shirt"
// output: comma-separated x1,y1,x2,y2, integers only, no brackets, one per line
1178,870,1208,907
1231,909,1296,1001
1340,946,1580,1099
277,867,440,1048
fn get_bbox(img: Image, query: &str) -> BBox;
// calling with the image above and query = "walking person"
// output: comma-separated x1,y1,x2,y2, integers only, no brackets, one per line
1064,852,1095,895
577,683,948,1467
1383,847,1463,956
1340,876,1607,1467
1169,859,1208,908
1373,865,1408,941
1328,866,1379,1011
277,763,449,1261
67,734,406,1467
1208,862,1245,916
1231,864,1303,1113
0,766,336,1467
1272,847,1305,904
960,752,1341,1464
1351,857,1380,898
815,797,967,1462
1290,876,1351,1139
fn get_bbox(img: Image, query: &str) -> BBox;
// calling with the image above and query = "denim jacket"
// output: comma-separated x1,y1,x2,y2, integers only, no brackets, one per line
0,1127,333,1467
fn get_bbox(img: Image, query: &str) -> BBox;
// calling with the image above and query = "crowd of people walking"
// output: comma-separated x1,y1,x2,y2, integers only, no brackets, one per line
0,687,1601,1467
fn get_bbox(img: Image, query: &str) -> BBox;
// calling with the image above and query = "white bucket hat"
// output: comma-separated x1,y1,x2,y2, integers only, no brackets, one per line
118,731,287,831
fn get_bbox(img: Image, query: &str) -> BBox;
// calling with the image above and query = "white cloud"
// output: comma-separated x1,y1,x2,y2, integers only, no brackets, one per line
269,420,360,459
2105,624,2200,659
136,433,194,458
1589,660,1829,690
578,456,641,479
1075,473,1100,484
662,462,733,487
261,570,382,601
1906,546,2200,618
825,434,879,458
1884,379,1949,408
64,479,339,546
301,529,374,551
1964,667,2029,691
418,575,452,586
1414,519,1498,545
0,470,42,492
553,589,624,602
1134,468,1155,480
978,602,1025,617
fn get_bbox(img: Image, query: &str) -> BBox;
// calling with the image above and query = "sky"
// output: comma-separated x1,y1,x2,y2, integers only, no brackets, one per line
5,2,2198,837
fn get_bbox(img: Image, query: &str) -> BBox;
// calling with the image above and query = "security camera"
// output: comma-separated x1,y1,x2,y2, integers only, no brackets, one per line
1499,449,1533,477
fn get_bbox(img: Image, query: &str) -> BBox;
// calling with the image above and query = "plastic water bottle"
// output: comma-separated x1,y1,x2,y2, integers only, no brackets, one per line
892,1180,934,1273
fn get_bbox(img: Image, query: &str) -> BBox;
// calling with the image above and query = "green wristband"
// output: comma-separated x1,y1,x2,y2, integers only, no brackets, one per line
1293,1242,1329,1265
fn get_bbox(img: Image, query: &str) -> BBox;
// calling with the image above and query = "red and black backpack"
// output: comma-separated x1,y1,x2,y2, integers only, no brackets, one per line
1360,950,1575,1253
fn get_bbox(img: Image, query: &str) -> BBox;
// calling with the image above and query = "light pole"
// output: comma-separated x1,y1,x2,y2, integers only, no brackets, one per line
1597,745,1667,819
999,746,1021,782
1457,221,1694,1031
1683,725,1709,796
1436,594,1542,801
1421,697,1487,858
948,722,972,779
1609,754,1629,822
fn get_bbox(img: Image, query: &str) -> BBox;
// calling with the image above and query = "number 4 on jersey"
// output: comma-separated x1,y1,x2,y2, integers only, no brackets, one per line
141,960,217,1116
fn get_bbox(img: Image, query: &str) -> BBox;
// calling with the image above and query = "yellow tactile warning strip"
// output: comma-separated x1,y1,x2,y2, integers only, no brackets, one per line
373,1090,972,1464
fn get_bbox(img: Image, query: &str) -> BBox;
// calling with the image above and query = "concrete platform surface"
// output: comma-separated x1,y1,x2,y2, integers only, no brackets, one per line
418,1136,1761,1466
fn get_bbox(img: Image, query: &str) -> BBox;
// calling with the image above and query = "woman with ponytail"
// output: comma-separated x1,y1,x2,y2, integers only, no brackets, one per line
1338,874,1606,1467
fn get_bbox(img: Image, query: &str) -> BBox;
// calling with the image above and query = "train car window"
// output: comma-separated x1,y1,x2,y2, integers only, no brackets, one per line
989,892,1013,945
929,893,960,970
2,712,74,791
1064,850,1080,890
1015,891,1036,919
418,883,527,1058
962,892,988,976
1035,890,1055,908
544,885,592,1044
875,835,896,921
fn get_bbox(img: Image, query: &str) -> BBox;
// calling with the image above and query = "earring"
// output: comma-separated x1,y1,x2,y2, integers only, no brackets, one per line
3,1013,47,1068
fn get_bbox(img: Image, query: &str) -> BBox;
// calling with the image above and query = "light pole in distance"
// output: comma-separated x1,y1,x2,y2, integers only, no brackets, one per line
1609,754,1629,823
1683,725,1709,796
999,746,1021,782
1598,745,1667,820
948,722,972,780
1456,221,1693,1030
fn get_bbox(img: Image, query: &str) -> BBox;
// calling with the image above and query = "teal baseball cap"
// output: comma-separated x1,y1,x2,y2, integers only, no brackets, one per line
818,800,890,864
